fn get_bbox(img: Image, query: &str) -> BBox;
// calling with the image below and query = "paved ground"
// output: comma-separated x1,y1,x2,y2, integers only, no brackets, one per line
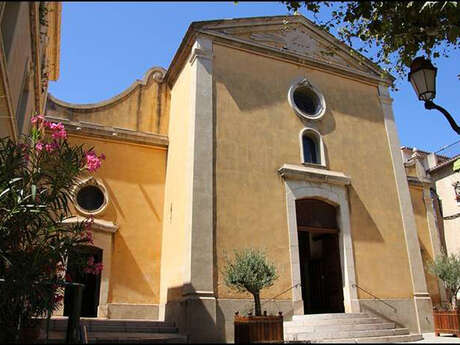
409,333,460,343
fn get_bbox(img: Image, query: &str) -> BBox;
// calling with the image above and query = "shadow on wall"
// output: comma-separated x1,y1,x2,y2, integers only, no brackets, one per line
110,235,156,303
348,187,385,244
164,284,295,343
164,284,222,343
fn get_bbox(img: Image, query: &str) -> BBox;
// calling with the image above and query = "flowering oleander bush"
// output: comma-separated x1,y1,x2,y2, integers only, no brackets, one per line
0,114,105,343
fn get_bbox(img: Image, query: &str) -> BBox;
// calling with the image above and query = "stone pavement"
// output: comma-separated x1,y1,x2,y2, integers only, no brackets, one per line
407,333,460,343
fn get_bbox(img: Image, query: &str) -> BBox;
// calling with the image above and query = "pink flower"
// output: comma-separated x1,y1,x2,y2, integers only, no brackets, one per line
54,294,64,303
82,230,94,244
35,141,43,151
49,122,67,140
31,114,45,124
45,143,54,152
85,151,104,172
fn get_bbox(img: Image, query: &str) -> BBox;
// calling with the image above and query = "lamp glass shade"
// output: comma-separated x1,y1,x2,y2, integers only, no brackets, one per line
408,57,437,101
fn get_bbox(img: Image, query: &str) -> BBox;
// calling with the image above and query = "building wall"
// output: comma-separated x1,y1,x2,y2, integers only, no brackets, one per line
65,134,167,306
408,184,441,305
213,43,413,302
435,169,460,255
159,60,192,305
0,2,61,138
46,66,169,317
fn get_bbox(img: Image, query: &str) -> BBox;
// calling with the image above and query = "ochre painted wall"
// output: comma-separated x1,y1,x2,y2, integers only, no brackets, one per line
213,43,413,301
46,73,169,136
159,59,192,304
67,134,166,305
409,184,441,305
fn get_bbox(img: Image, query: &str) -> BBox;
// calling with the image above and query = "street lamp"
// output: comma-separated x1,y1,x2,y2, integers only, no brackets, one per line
408,56,460,135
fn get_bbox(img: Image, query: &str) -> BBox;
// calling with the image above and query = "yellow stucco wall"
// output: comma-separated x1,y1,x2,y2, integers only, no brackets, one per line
213,43,413,301
159,59,192,303
409,184,441,305
47,70,168,136
67,134,166,305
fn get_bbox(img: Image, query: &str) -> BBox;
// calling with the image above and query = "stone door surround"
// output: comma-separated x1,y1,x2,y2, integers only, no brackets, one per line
279,163,359,314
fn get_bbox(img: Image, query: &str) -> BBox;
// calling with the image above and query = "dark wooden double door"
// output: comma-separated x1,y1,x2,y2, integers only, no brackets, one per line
296,199,344,314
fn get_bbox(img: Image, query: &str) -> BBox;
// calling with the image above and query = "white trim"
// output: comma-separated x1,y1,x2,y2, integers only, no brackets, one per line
280,173,359,315
299,127,326,168
288,77,326,121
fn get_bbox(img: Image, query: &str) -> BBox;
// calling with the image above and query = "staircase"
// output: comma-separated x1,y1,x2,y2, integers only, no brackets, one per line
38,318,186,343
284,313,423,343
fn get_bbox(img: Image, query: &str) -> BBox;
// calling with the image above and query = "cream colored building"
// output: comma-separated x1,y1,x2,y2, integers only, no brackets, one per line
45,15,442,342
402,146,460,259
0,1,61,139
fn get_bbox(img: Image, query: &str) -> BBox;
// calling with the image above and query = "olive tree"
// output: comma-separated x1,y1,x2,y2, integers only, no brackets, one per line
429,252,460,309
223,248,278,316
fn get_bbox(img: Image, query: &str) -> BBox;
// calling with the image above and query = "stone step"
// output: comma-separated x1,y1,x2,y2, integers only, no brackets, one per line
314,333,423,343
292,313,369,321
42,318,176,332
284,317,386,327
284,322,395,334
41,331,186,344
284,327,410,341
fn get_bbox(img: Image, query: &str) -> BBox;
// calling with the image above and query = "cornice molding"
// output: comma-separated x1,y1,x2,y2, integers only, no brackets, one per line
278,163,351,186
45,115,169,148
165,15,393,89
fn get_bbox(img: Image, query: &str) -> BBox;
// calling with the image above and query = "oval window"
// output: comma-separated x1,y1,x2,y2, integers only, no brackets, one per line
288,79,326,120
76,185,105,213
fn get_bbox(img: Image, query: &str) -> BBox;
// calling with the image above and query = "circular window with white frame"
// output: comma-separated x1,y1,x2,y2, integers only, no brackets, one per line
73,178,108,216
288,78,326,120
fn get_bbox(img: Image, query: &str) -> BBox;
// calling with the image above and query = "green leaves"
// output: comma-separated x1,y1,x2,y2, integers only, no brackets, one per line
223,248,278,295
282,1,460,80
429,252,460,308
0,127,100,340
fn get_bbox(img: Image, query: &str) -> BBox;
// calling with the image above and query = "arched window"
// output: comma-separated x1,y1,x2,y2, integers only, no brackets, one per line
299,128,325,166
302,135,318,164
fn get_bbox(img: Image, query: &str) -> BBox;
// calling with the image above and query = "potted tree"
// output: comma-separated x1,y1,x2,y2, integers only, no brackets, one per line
223,248,283,343
429,252,460,337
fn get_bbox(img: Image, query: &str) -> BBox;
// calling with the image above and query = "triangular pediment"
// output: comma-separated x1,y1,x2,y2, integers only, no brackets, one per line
197,16,385,80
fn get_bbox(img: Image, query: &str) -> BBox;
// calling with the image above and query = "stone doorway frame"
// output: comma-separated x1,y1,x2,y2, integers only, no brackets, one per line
55,217,118,318
279,164,359,315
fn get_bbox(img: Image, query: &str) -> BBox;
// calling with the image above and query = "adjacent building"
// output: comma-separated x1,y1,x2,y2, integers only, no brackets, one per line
0,1,61,139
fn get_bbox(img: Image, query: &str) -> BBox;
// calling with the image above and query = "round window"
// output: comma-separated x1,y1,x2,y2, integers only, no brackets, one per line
288,79,326,120
76,185,106,214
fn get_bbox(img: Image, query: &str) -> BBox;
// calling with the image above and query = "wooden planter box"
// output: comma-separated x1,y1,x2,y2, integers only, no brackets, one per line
433,309,460,337
234,314,284,343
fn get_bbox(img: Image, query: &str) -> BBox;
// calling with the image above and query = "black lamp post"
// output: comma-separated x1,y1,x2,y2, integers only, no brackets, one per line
408,56,460,135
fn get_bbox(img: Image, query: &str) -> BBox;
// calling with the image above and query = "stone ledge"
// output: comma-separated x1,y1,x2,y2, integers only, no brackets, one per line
45,115,169,148
63,216,119,233
278,163,351,186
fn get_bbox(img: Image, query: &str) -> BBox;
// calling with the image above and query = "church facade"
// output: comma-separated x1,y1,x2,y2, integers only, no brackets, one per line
46,15,441,342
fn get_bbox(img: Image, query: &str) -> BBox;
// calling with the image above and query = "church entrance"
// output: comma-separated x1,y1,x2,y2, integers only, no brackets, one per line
296,199,344,314
64,245,102,317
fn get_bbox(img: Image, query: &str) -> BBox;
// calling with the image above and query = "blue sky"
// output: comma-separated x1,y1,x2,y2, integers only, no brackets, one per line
49,2,460,154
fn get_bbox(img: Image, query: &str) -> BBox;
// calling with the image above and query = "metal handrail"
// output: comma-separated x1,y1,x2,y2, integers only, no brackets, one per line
241,282,302,315
352,283,397,313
